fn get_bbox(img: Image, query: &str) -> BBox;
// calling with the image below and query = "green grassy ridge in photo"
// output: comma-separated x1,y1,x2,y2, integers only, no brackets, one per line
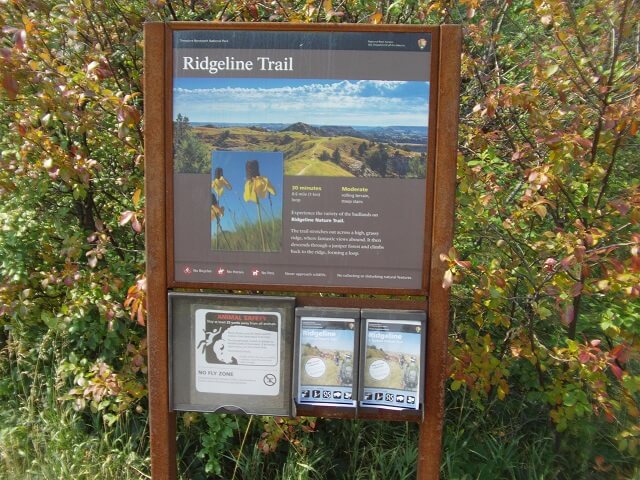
192,125,426,178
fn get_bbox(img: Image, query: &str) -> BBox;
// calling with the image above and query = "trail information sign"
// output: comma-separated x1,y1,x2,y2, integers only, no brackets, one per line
145,22,461,480
170,28,436,292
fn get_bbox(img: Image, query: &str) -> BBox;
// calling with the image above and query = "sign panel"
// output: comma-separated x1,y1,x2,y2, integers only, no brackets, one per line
194,309,281,396
171,28,433,290
295,309,359,406
359,310,426,410
170,293,294,416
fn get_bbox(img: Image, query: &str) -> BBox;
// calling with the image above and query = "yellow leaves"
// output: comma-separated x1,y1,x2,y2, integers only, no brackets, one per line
124,275,146,326
371,11,383,24
38,51,51,63
304,0,316,18
132,188,142,208
496,383,508,400
243,176,276,203
533,203,548,219
544,64,559,79
21,15,34,34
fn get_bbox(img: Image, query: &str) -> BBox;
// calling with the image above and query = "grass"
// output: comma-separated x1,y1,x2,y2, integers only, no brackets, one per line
2,331,638,480
4,379,640,479
227,442,332,480
285,156,354,177
0,335,149,480
212,217,283,252
0,406,149,480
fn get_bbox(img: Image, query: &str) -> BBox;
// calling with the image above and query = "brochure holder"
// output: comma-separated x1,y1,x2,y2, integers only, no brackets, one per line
169,292,295,416
359,309,427,417
293,307,360,411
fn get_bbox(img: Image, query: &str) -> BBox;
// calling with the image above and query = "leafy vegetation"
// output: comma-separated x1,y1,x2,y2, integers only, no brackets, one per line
174,114,211,174
0,0,638,479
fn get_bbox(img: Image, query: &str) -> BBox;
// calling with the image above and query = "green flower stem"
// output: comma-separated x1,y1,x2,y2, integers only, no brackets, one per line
256,198,266,251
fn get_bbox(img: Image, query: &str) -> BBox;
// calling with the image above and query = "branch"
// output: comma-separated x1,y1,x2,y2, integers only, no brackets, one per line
555,33,603,104
562,0,602,79
605,0,632,93
594,128,626,210
165,0,179,21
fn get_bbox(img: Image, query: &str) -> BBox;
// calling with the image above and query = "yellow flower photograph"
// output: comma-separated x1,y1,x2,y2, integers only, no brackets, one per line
210,151,283,252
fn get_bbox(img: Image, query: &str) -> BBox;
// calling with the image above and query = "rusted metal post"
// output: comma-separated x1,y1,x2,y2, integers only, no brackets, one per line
144,22,177,480
418,24,462,480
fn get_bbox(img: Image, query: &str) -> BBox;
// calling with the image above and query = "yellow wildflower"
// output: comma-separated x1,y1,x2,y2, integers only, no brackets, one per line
243,159,276,203
244,176,276,203
212,177,232,197
211,204,224,219
211,192,224,219
212,167,232,197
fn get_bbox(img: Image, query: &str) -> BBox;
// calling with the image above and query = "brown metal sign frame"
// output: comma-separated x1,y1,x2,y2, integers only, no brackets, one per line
144,22,460,480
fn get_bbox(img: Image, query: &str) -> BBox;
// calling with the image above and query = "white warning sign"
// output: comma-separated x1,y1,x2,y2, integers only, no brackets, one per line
194,309,281,396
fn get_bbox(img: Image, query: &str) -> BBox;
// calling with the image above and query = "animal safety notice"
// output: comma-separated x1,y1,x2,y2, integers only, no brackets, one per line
194,308,281,396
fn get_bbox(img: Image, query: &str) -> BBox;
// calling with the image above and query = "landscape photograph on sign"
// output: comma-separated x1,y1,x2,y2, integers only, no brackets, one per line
210,151,283,252
172,77,429,179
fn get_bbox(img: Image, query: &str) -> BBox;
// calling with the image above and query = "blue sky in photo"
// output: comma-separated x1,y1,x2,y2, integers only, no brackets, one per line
211,151,283,235
174,78,430,127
